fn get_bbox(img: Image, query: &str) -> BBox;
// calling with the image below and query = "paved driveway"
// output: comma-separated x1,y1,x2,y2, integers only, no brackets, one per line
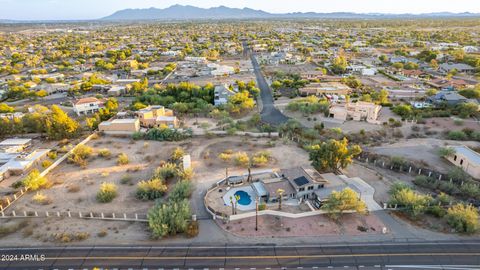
246,43,289,126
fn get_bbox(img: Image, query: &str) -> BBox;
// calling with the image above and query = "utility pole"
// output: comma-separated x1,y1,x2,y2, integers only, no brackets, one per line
255,197,259,231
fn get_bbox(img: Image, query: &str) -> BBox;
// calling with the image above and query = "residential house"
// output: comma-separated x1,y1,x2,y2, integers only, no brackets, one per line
136,105,178,128
329,101,382,123
107,85,126,96
299,82,352,97
214,84,236,106
446,146,480,179
73,97,104,116
427,91,468,106
439,63,476,74
427,78,474,91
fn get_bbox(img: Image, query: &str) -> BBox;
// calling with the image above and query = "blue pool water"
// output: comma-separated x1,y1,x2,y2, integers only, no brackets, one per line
234,190,252,206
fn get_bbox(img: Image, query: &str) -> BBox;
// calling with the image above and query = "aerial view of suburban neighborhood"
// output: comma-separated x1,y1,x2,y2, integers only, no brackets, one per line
0,0,480,269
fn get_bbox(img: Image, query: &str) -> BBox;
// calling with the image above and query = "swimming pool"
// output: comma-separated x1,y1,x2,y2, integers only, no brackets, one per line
234,190,252,206
223,186,256,211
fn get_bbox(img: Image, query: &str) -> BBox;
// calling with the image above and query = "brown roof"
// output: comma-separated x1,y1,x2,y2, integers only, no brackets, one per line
74,97,102,105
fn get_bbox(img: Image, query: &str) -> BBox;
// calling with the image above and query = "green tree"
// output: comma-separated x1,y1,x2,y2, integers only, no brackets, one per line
321,188,367,220
147,199,191,239
308,138,362,172
45,105,80,140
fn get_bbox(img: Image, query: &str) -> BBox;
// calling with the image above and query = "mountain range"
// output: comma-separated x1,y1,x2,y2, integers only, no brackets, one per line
101,4,480,21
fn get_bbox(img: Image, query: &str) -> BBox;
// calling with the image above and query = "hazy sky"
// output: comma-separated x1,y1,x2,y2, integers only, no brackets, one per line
1,0,480,20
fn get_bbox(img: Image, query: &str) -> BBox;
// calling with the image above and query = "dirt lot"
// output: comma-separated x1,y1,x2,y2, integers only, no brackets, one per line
219,213,386,238
370,138,480,173
424,117,480,133
263,63,319,75
1,135,313,245
10,136,181,214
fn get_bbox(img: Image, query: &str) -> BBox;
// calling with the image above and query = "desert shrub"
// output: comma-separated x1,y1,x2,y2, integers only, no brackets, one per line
155,163,178,181
445,204,479,234
117,153,129,165
169,180,193,203
438,147,455,158
32,192,52,205
66,184,80,193
69,145,93,167
54,232,90,243
96,182,117,203
120,175,132,185
136,178,167,200
171,147,185,163
144,127,191,141
97,230,108,237
426,205,447,218
41,160,53,168
98,148,111,158
252,151,271,167
22,169,49,191
389,183,432,218
233,152,250,167
447,131,467,141
0,220,29,238
178,168,194,181
390,156,407,168
47,151,57,160
218,152,232,162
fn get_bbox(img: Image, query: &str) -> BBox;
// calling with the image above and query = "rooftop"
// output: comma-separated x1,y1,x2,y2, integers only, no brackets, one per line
0,138,32,147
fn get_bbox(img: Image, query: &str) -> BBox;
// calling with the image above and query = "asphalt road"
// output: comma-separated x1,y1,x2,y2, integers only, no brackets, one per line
245,43,289,126
1,241,479,270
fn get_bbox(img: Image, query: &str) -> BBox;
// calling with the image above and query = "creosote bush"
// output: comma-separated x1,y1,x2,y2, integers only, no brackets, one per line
96,182,118,203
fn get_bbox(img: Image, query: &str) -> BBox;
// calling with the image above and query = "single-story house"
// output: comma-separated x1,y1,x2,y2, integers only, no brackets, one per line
446,146,480,179
98,119,140,135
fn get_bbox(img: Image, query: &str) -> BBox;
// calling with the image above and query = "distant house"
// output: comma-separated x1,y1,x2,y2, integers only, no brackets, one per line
439,63,476,74
107,85,126,96
98,119,140,135
446,146,480,179
427,78,474,91
400,69,425,78
427,91,468,106
329,101,382,123
0,138,49,181
136,105,178,128
463,46,479,53
346,65,376,76
299,82,352,97
209,63,235,77
73,97,104,116
214,84,236,106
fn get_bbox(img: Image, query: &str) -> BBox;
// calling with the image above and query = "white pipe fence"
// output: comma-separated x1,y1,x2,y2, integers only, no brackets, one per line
0,210,148,222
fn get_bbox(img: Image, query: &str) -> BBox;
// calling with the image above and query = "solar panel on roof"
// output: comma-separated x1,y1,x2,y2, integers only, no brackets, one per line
293,176,309,187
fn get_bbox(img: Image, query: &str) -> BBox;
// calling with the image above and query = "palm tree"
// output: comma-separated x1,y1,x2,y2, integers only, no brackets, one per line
276,189,285,210
229,196,235,215
234,195,240,214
